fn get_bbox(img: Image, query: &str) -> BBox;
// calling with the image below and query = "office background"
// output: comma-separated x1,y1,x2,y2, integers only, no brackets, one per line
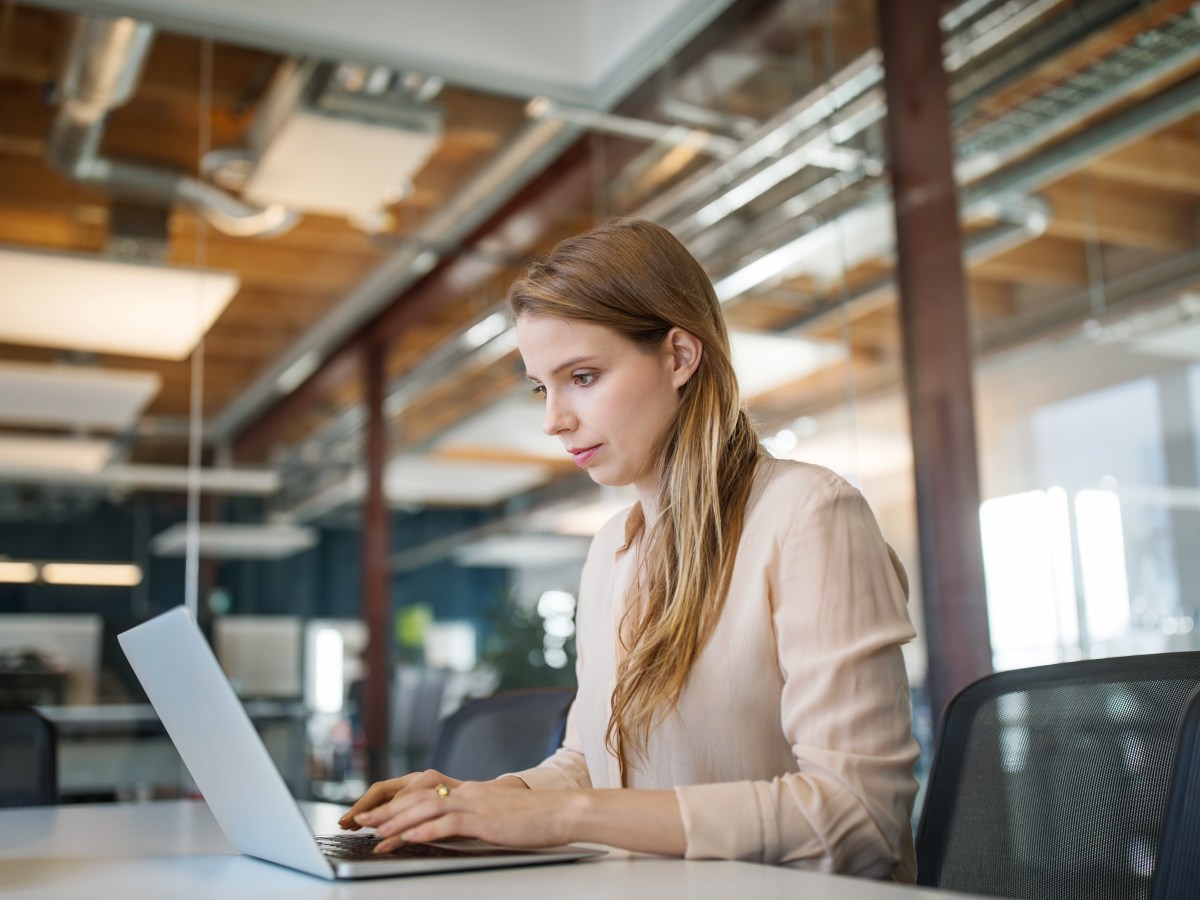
0,0,1198,805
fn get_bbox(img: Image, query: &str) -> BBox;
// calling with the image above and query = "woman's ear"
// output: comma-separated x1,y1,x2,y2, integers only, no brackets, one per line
665,327,703,390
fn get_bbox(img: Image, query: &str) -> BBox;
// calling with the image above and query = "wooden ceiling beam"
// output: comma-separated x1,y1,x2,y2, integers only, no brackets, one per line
1041,176,1196,252
1088,129,1200,195
967,279,1018,323
973,235,1090,286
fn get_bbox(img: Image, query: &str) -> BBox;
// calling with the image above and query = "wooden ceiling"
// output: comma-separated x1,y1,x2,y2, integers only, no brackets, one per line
0,0,1198,513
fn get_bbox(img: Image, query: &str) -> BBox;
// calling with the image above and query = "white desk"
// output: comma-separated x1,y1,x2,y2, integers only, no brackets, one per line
0,800,977,899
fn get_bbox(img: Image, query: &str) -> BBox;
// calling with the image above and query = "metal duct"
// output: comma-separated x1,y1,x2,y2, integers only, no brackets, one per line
48,15,298,239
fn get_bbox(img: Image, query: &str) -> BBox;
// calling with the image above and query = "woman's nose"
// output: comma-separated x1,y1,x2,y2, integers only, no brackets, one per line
542,395,572,436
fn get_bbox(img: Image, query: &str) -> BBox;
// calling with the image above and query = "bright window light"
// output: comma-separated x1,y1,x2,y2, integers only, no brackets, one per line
41,562,142,587
0,561,38,583
1046,487,1079,646
980,489,1077,669
423,621,477,672
313,628,345,714
1075,489,1131,642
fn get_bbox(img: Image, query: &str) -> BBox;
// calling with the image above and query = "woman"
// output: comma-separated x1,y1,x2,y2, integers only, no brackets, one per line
340,218,920,880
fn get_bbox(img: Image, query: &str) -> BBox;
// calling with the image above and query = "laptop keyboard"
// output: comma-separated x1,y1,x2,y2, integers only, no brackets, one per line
317,833,515,861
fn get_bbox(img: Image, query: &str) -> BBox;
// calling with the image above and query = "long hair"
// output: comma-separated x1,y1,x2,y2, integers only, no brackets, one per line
507,218,761,778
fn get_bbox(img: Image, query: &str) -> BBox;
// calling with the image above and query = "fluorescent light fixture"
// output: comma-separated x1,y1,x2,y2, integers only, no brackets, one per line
0,361,160,431
245,109,441,220
41,562,142,586
0,462,279,495
453,533,592,568
386,455,552,506
150,523,317,559
0,246,239,360
0,561,37,583
0,434,113,474
729,330,845,399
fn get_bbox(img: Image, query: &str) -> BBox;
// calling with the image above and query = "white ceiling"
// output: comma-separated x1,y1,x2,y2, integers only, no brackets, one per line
27,0,733,104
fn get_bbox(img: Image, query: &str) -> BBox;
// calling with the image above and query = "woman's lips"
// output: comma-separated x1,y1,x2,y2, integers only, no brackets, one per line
569,445,600,467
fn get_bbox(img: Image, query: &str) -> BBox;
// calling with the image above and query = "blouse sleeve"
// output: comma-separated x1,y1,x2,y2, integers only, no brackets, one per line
674,476,919,878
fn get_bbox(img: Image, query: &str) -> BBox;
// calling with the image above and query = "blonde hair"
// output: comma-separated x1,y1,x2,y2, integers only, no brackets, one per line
507,218,761,777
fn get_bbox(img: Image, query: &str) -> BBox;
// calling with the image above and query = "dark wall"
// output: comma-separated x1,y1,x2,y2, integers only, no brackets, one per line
0,496,508,701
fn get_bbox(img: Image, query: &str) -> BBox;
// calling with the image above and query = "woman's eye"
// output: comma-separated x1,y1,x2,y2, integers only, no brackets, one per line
530,384,546,399
573,373,596,386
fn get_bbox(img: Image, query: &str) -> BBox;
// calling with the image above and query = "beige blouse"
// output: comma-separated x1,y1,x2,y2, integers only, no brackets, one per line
511,457,919,881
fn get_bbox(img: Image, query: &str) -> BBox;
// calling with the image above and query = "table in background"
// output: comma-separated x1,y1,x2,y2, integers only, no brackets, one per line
34,702,307,801
0,799,979,900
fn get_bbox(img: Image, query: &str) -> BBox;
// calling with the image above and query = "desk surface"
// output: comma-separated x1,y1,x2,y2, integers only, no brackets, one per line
0,800,976,900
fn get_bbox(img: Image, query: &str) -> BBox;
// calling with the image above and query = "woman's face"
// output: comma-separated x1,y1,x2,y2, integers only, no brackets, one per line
516,314,697,499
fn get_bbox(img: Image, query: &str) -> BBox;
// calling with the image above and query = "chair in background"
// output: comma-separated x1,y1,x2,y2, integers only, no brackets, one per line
427,688,576,782
1148,685,1200,900
0,706,58,807
915,652,1200,900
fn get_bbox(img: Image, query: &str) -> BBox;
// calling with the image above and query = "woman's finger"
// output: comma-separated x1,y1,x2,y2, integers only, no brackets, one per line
374,806,467,853
338,773,418,827
353,773,462,827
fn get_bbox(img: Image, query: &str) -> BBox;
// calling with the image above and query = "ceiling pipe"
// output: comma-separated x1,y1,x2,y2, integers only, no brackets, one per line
526,95,741,159
638,0,1039,236
780,194,1051,335
48,14,298,239
644,0,1153,248
708,12,1200,306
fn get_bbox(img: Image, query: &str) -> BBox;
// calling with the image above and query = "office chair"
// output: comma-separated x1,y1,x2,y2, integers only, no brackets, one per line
1147,684,1200,900
427,688,576,782
915,652,1200,900
0,706,58,807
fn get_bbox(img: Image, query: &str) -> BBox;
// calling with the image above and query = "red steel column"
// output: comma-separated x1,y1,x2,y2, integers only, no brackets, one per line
361,338,391,781
877,0,992,721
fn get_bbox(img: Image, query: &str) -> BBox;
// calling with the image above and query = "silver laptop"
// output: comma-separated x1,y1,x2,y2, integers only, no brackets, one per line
119,606,603,879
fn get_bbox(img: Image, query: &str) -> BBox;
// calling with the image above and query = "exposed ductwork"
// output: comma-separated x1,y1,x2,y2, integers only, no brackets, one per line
48,15,299,239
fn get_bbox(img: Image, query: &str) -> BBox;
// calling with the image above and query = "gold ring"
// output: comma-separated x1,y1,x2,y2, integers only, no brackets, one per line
434,782,450,799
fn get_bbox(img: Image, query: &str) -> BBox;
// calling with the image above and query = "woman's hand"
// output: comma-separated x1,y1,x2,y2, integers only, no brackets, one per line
341,772,578,853
338,769,469,831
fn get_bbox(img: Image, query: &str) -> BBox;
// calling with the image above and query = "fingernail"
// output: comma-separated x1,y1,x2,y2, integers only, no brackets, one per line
354,813,371,824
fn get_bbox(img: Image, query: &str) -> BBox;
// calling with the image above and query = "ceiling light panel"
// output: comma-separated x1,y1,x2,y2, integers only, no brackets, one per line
386,455,552,506
0,361,160,431
0,247,239,360
0,434,113,474
149,523,318,559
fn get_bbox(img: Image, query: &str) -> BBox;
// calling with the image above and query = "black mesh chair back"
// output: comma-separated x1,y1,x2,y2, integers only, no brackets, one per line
0,706,58,807
427,688,576,782
915,652,1200,900
1148,685,1200,900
